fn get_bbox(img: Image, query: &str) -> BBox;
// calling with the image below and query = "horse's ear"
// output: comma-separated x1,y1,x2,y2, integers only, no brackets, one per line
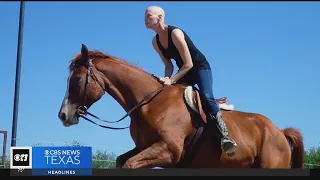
81,44,89,61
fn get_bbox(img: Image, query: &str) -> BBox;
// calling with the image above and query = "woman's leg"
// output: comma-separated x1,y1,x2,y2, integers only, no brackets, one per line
195,68,237,157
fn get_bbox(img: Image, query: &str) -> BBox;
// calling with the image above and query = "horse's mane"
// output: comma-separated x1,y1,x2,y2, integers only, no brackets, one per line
68,50,147,75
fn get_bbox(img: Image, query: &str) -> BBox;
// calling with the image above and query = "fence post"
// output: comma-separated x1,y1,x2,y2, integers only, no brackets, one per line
0,130,7,168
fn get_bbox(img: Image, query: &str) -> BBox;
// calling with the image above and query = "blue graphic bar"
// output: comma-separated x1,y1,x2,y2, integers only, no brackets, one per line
31,146,92,176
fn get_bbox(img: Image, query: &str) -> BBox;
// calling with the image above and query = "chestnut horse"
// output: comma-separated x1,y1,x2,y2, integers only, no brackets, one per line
58,44,304,169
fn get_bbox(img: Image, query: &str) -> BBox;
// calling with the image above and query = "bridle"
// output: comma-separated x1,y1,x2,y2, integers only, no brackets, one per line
75,58,165,130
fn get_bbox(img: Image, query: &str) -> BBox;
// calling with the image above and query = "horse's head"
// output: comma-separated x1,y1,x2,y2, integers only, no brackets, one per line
58,44,105,127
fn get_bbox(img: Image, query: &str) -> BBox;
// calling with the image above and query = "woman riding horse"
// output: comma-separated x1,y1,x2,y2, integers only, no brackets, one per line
144,5,237,157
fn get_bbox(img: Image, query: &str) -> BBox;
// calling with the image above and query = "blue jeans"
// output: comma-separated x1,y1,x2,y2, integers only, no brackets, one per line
176,69,238,155
176,68,220,117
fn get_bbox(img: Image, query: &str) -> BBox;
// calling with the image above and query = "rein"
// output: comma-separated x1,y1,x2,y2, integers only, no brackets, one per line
75,59,165,130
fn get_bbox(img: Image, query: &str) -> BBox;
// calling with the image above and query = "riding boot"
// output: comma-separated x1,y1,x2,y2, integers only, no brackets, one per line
208,111,237,157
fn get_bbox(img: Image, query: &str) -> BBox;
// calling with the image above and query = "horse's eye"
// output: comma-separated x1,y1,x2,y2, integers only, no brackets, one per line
70,77,82,84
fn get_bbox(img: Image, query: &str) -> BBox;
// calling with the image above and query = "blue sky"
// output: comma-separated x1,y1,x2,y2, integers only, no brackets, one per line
1,2,319,157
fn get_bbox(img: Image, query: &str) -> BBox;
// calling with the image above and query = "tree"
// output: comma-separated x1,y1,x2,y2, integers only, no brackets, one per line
304,146,320,169
0,156,10,169
92,150,116,168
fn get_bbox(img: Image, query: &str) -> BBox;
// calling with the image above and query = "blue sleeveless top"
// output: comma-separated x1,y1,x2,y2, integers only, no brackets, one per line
155,25,211,78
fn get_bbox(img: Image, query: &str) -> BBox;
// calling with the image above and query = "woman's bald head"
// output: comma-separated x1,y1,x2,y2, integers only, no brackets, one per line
144,6,166,29
145,6,165,18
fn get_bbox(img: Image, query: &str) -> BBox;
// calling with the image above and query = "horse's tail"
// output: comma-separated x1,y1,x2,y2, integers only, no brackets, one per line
282,127,305,168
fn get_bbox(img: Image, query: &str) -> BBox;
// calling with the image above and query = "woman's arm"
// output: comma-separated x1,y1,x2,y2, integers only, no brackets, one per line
168,29,193,83
152,36,173,78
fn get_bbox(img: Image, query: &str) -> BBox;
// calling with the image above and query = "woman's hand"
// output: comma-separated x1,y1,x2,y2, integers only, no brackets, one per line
159,77,172,85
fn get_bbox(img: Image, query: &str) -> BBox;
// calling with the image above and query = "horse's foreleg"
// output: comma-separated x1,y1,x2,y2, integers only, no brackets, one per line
122,141,178,169
116,147,140,168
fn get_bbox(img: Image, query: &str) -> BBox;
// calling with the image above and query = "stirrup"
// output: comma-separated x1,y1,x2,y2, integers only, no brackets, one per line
221,138,237,157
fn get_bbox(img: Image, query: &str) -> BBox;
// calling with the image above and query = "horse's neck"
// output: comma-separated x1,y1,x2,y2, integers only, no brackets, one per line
100,61,161,113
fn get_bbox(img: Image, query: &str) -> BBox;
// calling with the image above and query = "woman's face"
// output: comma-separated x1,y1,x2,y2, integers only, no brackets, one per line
144,9,160,29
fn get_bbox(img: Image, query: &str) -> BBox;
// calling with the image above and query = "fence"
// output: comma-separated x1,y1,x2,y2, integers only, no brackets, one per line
0,130,7,168
1,137,320,169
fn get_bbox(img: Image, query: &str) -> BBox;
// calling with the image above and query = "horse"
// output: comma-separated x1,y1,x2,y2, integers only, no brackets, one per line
58,44,304,169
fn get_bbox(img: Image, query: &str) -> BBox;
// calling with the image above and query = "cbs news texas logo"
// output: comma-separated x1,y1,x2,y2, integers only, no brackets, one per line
33,146,92,170
10,146,92,170
44,148,81,165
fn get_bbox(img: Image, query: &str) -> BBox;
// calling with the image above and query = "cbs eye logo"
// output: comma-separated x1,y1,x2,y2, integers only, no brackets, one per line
10,147,32,169
14,153,28,162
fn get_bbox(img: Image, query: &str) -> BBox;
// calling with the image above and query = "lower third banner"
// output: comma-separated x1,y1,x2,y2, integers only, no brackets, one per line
31,146,92,176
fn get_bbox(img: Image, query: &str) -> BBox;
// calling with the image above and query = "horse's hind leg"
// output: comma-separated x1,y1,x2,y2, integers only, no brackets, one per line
116,147,140,168
259,131,291,168
122,141,181,169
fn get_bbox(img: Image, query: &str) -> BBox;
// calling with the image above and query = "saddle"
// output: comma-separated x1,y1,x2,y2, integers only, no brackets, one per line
183,86,235,123
178,86,236,167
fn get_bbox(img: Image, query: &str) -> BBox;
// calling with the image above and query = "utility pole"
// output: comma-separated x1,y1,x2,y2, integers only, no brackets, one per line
11,0,25,147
